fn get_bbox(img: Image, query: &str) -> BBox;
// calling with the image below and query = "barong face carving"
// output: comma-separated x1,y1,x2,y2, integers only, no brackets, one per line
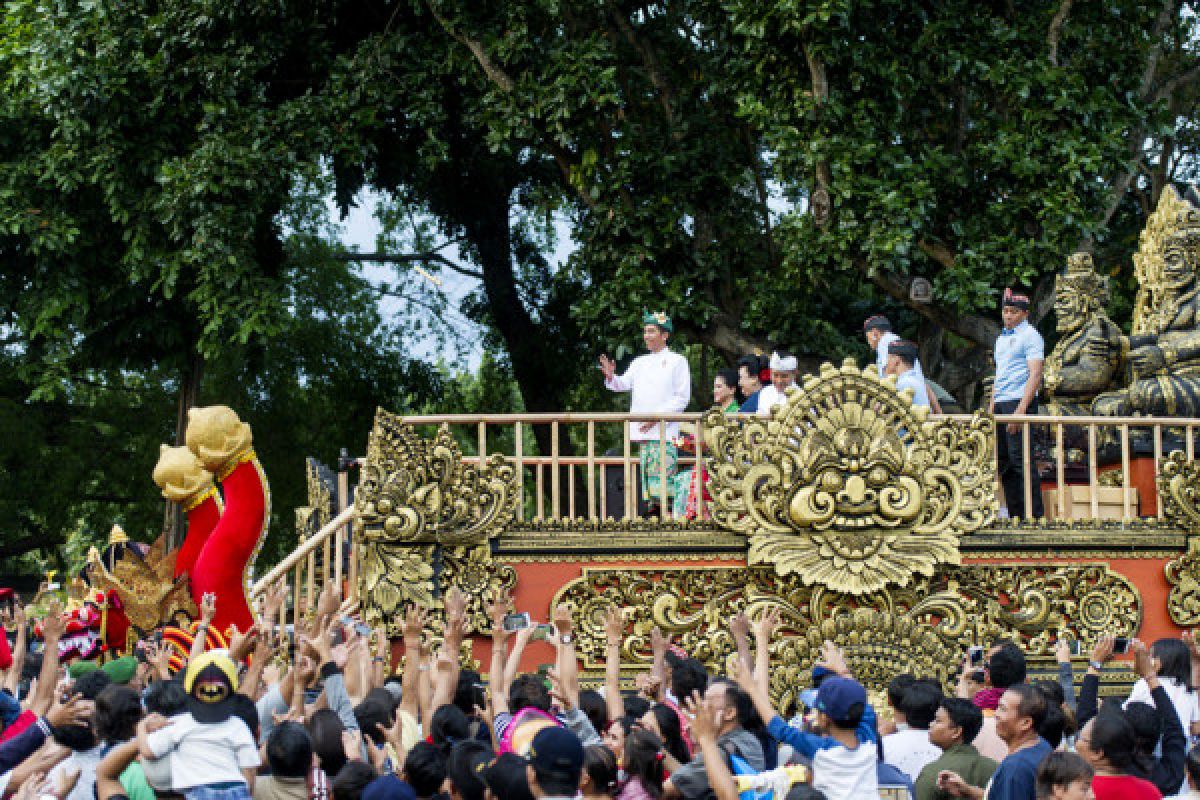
355,409,518,546
704,359,995,594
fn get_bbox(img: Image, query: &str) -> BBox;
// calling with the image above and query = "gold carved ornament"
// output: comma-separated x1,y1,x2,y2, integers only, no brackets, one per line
355,409,519,635
86,534,197,635
1161,451,1200,624
556,563,1140,702
1132,186,1195,337
704,359,995,594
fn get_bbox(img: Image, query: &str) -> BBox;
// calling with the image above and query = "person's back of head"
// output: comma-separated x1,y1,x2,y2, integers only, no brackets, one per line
579,690,608,737
1036,751,1094,799
509,673,552,714
582,744,619,799
887,674,916,713
623,729,666,797
940,698,983,746
355,695,395,746
96,684,143,743
454,670,482,717
1032,679,1065,710
404,741,447,799
144,679,188,717
1123,701,1162,758
267,721,314,779
333,761,378,800
785,788,827,800
1038,702,1066,750
431,704,471,755
987,644,1027,689
481,752,534,800
647,704,689,765
666,655,708,703
1089,711,1137,772
73,668,113,700
622,694,650,720
1153,638,1194,690
901,681,942,731
309,708,348,777
55,668,112,751
446,739,491,800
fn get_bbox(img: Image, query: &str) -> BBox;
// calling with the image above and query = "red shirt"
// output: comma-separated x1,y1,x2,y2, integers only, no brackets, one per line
1092,775,1162,800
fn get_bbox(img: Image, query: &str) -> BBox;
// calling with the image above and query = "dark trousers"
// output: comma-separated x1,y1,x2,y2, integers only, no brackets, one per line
995,398,1044,519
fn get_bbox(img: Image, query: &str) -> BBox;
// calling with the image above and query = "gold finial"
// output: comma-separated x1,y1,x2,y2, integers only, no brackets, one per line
153,445,215,504
108,524,129,545
185,406,253,473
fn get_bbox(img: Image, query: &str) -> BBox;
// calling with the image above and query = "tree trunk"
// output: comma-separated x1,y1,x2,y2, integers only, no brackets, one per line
164,349,204,549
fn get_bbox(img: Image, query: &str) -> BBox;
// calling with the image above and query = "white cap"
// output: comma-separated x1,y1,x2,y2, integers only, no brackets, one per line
769,352,798,371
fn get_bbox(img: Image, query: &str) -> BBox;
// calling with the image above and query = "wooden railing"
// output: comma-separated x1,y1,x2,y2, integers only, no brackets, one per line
249,411,1200,607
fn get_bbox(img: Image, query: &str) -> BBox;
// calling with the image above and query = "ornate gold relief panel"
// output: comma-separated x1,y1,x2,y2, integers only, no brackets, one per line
556,563,1139,708
704,360,995,595
355,409,518,546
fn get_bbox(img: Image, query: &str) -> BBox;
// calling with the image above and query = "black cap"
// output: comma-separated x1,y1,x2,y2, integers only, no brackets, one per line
863,315,892,332
481,753,534,800
527,727,584,780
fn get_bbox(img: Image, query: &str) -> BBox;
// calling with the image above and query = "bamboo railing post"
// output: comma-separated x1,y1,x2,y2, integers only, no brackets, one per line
477,422,486,468
587,421,596,520
515,422,525,521
1088,424,1099,520
1055,423,1066,519
536,461,545,521
696,419,706,520
658,420,668,518
623,423,633,519
1155,425,1164,519
551,421,561,519
1121,423,1132,520
1022,420,1034,518
335,469,348,592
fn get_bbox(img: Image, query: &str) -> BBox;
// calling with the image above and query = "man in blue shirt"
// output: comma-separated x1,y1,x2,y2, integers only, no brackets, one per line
937,683,1051,800
885,340,931,408
991,290,1045,519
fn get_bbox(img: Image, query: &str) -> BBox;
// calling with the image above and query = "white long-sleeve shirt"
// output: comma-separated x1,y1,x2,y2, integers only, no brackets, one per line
604,349,691,441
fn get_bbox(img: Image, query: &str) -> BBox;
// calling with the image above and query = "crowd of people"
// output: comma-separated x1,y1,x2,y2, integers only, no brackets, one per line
602,292,1044,519
0,580,1196,800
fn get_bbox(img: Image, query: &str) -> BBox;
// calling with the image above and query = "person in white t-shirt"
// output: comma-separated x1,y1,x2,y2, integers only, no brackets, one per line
1125,637,1200,798
883,680,944,784
756,352,798,417
599,311,691,516
138,650,261,800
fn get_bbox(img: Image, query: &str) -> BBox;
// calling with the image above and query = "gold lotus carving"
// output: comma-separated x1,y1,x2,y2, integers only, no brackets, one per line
704,359,995,594
355,409,518,546
1160,450,1200,533
555,563,1139,701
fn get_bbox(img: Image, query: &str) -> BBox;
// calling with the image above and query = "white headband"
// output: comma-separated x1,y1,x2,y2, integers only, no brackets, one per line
769,352,798,371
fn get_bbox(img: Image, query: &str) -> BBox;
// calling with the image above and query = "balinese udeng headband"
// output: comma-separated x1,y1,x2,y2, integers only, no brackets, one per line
641,310,673,333
1002,288,1030,311
769,352,798,371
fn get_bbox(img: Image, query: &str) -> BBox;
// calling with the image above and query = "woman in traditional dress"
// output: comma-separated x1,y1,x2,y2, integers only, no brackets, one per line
672,369,740,518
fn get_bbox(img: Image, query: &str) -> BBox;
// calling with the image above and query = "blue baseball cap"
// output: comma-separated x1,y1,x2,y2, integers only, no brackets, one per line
814,676,867,724
362,775,416,800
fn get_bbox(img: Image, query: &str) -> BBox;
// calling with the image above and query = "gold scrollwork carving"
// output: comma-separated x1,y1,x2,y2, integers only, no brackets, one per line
556,563,1139,700
440,545,517,635
360,543,436,635
1166,537,1200,626
355,409,519,546
86,535,197,634
1160,450,1200,533
704,360,995,594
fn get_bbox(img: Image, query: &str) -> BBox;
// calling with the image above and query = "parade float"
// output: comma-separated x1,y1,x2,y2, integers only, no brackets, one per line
42,185,1200,707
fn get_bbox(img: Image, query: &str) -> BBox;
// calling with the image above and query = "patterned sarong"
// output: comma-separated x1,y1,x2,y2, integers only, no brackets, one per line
639,441,678,507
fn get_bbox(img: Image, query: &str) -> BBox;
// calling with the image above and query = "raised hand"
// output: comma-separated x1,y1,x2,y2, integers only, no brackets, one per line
730,612,750,647
316,582,341,619
753,607,783,641
598,354,617,381
341,729,365,762
650,627,669,657
684,691,717,744
816,640,851,677
228,624,258,662
41,611,66,643
403,605,427,643
46,695,91,729
199,592,217,626
1132,639,1157,681
487,589,512,640
603,607,624,647
264,580,288,618
552,603,573,638
444,587,467,627
1184,630,1200,662
1091,634,1115,666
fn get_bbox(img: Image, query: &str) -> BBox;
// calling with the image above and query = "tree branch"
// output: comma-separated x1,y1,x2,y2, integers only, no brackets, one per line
1047,0,1074,66
425,2,516,93
606,4,679,138
333,251,484,280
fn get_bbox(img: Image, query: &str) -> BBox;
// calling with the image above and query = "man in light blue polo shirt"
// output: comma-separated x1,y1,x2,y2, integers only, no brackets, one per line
885,339,930,407
991,289,1045,519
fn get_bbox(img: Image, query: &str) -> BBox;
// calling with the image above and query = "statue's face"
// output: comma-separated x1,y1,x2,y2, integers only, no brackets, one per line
1055,282,1086,333
1162,238,1195,290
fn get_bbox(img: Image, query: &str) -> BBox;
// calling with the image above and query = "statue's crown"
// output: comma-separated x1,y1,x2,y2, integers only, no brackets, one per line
1058,251,1108,304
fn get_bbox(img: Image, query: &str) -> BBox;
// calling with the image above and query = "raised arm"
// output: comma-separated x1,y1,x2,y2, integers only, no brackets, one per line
752,607,782,693
602,607,626,724
399,605,427,722
4,604,26,698
426,588,468,733
30,609,65,716
189,592,217,666
96,740,140,800
686,693,738,800
488,591,513,717
649,627,669,703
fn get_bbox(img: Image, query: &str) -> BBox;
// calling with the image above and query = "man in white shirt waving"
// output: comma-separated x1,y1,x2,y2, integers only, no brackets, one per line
599,311,691,517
